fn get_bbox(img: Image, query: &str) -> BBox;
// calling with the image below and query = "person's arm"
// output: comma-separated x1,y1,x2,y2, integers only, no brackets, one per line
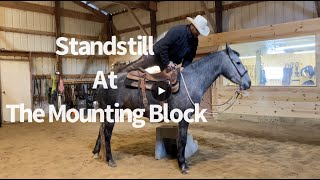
157,27,180,66
182,40,198,67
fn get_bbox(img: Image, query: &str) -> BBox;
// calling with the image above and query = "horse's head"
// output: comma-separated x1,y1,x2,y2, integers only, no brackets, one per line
221,44,251,90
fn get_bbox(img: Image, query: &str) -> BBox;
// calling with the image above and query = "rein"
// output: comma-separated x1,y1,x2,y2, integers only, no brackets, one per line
179,50,248,115
180,71,241,115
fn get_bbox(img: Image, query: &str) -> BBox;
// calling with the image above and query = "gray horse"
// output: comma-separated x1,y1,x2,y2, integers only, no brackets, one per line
92,44,251,174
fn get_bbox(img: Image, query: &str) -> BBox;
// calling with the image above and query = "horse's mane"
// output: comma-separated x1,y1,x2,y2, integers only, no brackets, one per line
112,48,240,74
111,61,135,74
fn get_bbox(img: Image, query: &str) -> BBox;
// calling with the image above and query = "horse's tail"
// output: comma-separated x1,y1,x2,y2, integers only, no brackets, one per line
92,85,101,109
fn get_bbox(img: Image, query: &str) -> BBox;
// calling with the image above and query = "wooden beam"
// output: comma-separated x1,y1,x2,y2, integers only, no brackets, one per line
150,9,157,42
0,26,104,41
0,1,54,14
200,1,216,33
0,26,55,36
33,74,98,79
215,1,223,33
316,1,320,17
0,50,55,58
111,1,153,11
117,1,264,34
0,50,107,59
0,1,105,23
198,17,320,47
127,7,148,36
55,1,62,75
72,1,106,18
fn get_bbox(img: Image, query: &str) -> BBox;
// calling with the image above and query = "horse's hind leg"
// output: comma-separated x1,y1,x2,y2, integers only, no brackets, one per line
92,132,101,158
92,124,103,159
177,119,190,174
104,121,117,167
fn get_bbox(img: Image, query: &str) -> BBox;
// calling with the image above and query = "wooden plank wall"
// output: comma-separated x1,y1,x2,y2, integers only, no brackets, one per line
110,1,317,65
109,1,319,119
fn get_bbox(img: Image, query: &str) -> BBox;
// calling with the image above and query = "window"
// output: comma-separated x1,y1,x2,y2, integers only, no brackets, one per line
223,35,317,87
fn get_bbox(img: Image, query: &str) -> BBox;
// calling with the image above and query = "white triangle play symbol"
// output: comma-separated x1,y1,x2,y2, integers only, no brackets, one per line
158,87,165,95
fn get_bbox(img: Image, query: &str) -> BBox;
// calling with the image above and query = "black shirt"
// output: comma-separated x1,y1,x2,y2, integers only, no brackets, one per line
153,24,198,68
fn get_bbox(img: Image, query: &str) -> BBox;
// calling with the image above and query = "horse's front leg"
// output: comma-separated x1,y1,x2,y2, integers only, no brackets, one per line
177,119,190,174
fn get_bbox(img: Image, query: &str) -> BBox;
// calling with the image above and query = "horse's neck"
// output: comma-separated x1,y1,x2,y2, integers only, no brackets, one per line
183,51,224,98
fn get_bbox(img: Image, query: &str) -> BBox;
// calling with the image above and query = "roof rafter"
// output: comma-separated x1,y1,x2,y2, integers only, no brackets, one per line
111,1,156,11
72,1,107,18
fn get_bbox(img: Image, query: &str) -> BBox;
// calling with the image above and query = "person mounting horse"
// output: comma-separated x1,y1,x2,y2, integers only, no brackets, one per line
120,15,210,73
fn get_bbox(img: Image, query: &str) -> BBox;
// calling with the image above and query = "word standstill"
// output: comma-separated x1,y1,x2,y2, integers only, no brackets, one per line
56,36,154,56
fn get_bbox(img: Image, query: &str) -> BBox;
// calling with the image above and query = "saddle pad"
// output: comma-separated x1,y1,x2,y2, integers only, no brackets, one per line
127,70,178,84
124,78,180,93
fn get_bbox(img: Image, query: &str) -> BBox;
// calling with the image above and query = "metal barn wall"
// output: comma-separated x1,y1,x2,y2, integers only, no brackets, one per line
113,1,317,42
0,1,109,76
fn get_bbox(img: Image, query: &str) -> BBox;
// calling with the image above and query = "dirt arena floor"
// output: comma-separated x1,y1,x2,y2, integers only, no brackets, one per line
0,118,319,178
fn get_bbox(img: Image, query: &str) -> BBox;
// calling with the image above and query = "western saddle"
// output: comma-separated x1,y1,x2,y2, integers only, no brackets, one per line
125,67,180,109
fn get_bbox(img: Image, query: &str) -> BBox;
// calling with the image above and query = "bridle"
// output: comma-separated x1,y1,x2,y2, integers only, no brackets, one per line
180,50,248,115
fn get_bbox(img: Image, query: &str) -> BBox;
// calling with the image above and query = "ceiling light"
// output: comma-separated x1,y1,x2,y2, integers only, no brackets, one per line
239,56,256,59
275,43,315,50
293,50,315,54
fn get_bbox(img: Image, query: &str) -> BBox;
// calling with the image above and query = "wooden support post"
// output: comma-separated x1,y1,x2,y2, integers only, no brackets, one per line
0,62,2,127
55,1,62,75
316,34,320,87
106,15,112,41
200,1,216,33
80,20,109,78
127,7,149,36
215,1,223,33
29,52,34,111
316,1,320,17
150,9,157,42
255,50,262,86
110,15,121,40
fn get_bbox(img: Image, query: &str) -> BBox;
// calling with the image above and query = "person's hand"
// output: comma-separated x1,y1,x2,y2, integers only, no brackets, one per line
166,61,176,71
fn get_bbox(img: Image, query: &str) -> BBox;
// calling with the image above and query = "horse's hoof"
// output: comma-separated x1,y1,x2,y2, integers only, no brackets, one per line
93,153,100,159
108,159,117,167
181,169,190,174
180,163,190,174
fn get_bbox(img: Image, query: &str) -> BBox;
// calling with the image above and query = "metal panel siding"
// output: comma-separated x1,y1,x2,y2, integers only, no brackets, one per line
115,1,317,40
1,1,108,76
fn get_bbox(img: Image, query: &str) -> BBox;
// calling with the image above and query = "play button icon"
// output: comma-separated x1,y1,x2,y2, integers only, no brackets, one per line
151,81,171,101
158,87,165,95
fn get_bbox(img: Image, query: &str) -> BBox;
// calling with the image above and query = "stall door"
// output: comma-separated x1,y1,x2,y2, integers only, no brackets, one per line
0,61,32,123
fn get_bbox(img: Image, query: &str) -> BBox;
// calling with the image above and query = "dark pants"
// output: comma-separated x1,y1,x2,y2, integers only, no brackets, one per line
121,54,165,73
